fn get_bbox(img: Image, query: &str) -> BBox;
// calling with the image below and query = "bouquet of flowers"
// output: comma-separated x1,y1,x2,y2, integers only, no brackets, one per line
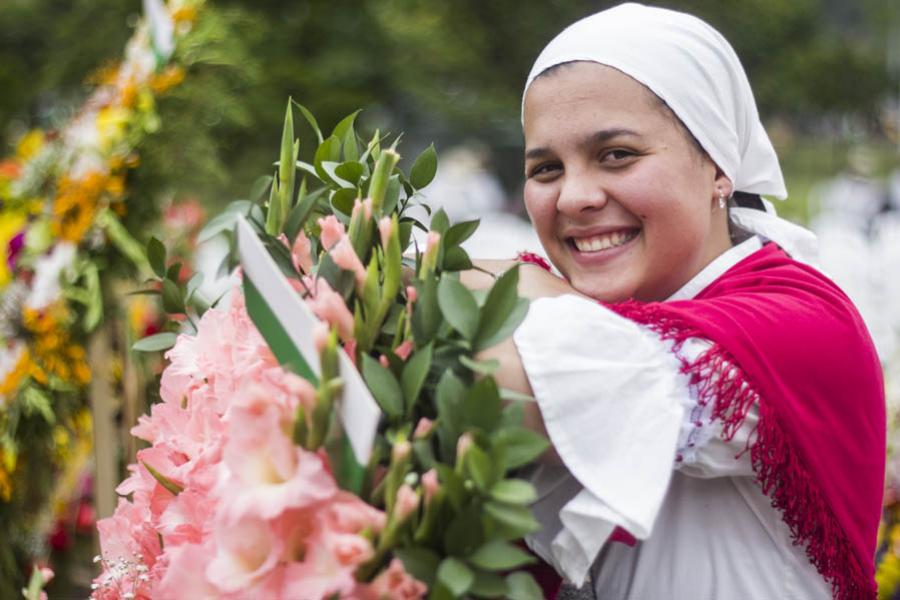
94,102,551,599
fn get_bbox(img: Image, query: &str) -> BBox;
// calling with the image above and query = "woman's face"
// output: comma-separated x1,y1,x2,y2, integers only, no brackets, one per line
523,62,731,302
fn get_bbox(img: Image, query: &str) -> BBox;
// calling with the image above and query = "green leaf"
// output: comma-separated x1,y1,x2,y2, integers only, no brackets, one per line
430,207,450,235
331,109,361,142
437,276,478,340
469,540,537,571
464,444,494,490
142,461,183,495
382,174,402,216
249,175,274,203
410,143,438,189
435,370,466,435
23,386,54,423
489,479,537,505
291,100,323,144
166,262,183,283
334,161,364,185
401,343,432,412
483,501,541,536
459,355,499,376
132,332,178,353
505,572,544,600
436,558,474,597
162,279,185,314
444,219,480,247
342,123,359,162
494,426,550,470
463,377,501,432
361,354,403,418
469,570,508,598
411,276,440,345
284,185,326,242
395,547,440,587
330,188,357,217
475,270,527,345
314,135,342,181
499,388,536,403
443,246,473,271
147,237,166,278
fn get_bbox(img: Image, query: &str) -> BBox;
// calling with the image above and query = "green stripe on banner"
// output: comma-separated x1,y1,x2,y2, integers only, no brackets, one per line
243,275,318,385
243,275,365,494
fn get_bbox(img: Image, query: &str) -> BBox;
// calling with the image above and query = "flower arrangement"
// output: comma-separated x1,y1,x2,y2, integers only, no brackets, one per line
0,0,206,594
95,103,552,599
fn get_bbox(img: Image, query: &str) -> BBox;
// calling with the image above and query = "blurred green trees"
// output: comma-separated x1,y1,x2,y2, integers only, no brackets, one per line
1,0,896,208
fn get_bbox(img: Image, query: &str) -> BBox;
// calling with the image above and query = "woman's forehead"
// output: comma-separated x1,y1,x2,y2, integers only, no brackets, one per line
523,63,669,140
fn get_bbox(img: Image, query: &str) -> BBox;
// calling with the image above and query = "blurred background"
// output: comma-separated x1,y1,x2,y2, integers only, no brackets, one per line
1,0,899,596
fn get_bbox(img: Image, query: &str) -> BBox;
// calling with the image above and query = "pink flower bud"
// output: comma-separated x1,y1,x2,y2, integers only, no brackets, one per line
351,197,373,221
318,215,345,250
413,417,434,440
291,231,313,273
392,440,412,463
344,339,358,367
313,322,330,354
393,484,419,521
306,278,355,343
456,432,474,461
330,236,367,287
379,354,390,368
421,469,440,505
406,286,417,303
39,566,54,584
378,216,393,248
425,231,441,255
393,340,413,362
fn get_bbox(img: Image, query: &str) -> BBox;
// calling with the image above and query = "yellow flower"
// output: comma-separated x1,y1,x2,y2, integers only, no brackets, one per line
51,172,111,242
0,211,26,287
0,462,12,502
172,6,198,24
15,130,45,162
96,106,130,151
0,348,31,398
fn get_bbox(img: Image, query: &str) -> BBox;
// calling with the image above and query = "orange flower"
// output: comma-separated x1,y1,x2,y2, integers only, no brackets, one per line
150,66,185,95
51,172,112,242
172,6,198,24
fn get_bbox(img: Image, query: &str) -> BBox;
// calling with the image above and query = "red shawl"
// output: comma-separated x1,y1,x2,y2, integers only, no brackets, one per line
519,244,885,599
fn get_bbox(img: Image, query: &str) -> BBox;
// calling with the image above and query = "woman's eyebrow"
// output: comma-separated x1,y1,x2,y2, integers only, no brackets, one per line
525,128,641,160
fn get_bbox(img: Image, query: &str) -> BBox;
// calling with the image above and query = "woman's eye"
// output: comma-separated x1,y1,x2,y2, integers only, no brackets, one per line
602,149,636,163
528,163,561,179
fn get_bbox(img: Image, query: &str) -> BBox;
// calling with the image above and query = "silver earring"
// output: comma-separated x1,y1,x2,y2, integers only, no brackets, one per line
718,190,727,209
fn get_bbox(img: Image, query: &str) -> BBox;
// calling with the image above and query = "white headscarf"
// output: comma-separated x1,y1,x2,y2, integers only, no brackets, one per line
523,3,788,200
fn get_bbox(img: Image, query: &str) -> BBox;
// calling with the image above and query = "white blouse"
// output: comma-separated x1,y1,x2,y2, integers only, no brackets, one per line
514,231,832,599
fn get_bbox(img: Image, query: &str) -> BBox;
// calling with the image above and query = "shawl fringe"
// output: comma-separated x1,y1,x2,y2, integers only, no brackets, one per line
611,300,874,600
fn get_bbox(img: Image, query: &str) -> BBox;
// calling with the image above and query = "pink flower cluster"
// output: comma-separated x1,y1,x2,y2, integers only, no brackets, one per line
93,291,425,599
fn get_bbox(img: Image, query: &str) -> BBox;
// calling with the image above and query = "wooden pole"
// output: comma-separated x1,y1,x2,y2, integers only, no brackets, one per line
88,330,117,521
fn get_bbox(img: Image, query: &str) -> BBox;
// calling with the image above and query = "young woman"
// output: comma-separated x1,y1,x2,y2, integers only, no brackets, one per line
466,4,885,599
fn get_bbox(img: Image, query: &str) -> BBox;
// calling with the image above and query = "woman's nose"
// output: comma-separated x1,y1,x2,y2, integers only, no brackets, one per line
556,171,608,216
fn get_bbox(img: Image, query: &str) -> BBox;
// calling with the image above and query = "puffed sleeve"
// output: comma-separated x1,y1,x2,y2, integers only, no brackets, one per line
513,294,755,584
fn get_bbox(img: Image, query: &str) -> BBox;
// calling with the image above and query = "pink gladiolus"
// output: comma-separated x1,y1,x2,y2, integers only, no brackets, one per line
457,432,474,461
38,566,54,584
413,417,434,440
205,515,282,592
394,339,413,361
318,215,345,250
330,236,367,287
406,286,417,303
306,278,355,344
379,354,390,368
393,484,420,522
365,558,427,600
322,491,387,535
292,231,313,273
378,216,393,248
421,469,440,506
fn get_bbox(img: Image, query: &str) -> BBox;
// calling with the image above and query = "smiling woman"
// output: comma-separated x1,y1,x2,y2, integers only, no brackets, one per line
465,3,886,600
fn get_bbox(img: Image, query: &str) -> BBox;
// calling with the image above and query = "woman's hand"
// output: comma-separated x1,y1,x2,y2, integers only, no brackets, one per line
461,259,584,300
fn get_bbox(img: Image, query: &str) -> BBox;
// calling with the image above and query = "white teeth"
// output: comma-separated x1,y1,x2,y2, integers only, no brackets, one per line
572,230,637,253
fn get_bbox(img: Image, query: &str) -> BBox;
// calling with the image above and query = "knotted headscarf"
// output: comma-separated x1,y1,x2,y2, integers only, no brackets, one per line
523,2,788,200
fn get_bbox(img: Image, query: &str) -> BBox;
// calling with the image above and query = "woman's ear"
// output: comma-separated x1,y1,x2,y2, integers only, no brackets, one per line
713,166,734,201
